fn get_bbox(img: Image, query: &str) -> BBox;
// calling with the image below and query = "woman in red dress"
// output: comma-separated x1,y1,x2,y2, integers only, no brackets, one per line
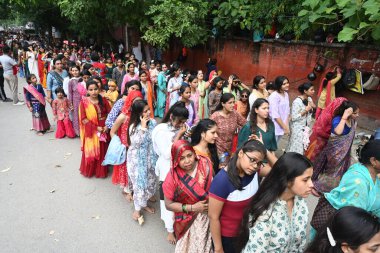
79,80,111,178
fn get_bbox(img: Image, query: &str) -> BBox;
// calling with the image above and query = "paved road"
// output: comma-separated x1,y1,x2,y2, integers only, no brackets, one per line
0,77,321,253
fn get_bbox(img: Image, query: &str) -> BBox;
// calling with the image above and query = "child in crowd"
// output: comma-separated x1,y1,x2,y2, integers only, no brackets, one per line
52,87,76,139
24,74,51,136
104,79,119,107
105,57,115,81
266,81,275,95
149,60,159,85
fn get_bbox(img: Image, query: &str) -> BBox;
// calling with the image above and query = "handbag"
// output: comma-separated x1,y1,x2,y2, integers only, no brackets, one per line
102,135,126,165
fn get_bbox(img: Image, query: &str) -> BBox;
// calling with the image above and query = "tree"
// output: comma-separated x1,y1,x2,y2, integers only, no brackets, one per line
3,0,69,34
141,0,209,48
57,0,146,42
298,0,380,43
212,0,304,38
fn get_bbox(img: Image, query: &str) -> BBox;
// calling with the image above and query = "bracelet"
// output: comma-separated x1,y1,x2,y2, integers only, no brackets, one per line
182,204,187,213
190,205,193,212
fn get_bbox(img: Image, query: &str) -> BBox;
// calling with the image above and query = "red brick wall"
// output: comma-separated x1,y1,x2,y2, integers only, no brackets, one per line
163,38,380,130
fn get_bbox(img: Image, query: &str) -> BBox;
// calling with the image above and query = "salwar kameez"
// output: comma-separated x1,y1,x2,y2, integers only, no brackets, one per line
286,97,313,154
68,77,82,136
197,80,209,119
127,121,158,211
154,71,167,118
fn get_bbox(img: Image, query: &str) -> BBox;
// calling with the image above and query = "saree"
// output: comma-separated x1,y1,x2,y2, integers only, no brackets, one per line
79,97,100,162
37,54,46,88
311,121,356,193
112,91,143,187
305,97,347,162
79,97,111,178
163,140,213,252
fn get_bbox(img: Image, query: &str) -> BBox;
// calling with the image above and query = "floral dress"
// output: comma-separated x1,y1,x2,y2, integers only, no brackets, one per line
242,196,308,253
127,120,158,210
286,97,313,154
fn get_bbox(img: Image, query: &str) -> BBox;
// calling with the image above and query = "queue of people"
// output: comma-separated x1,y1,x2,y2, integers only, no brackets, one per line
1,38,380,253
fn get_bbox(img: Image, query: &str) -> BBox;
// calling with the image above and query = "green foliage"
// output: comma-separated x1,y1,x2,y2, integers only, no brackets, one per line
141,0,209,48
58,0,144,39
1,0,67,32
212,0,304,38
299,0,380,43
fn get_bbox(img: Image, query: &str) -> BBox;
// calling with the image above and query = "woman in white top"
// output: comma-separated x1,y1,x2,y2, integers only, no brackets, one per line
152,101,189,244
26,46,39,82
286,82,316,154
238,152,314,253
167,63,183,107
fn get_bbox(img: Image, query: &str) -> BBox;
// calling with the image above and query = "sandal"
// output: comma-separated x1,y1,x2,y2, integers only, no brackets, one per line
37,132,44,136
137,215,144,226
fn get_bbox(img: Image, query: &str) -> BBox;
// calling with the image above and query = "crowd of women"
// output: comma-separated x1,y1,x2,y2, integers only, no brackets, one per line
11,41,380,253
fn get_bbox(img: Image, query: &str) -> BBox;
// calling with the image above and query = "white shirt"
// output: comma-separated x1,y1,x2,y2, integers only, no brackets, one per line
151,123,178,181
0,54,17,76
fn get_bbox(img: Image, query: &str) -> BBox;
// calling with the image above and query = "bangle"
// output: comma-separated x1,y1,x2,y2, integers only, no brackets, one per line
190,205,193,212
342,118,348,120
182,204,187,213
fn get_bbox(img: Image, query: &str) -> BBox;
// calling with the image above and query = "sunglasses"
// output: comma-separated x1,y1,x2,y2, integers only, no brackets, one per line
241,95,248,98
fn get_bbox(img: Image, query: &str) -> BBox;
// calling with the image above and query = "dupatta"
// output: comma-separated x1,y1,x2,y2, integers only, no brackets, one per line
120,90,143,147
305,97,347,162
23,84,46,106
79,97,100,162
163,140,212,240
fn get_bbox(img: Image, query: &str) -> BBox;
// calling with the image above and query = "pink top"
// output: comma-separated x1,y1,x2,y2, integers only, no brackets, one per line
52,98,72,120
121,73,139,94
190,89,200,115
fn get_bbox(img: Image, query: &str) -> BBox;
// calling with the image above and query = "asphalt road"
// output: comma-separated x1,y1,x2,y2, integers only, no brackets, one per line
0,77,320,253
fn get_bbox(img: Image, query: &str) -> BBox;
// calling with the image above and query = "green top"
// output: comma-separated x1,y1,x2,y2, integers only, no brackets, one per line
238,121,277,151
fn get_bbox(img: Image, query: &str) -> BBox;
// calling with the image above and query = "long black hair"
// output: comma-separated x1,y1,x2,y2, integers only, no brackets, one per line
237,152,313,251
162,101,189,123
227,140,267,190
273,76,289,92
333,100,359,117
215,93,234,112
298,82,313,94
190,119,219,173
252,75,265,90
122,80,142,96
86,80,104,107
249,98,273,134
359,139,380,165
167,62,181,85
306,206,380,253
323,72,335,88
127,100,148,145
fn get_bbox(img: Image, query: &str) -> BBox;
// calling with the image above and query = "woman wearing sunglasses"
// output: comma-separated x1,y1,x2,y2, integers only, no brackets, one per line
236,88,250,119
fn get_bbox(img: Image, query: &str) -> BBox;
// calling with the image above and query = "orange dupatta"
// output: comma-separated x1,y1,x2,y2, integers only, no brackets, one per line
146,81,155,119
79,97,100,162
